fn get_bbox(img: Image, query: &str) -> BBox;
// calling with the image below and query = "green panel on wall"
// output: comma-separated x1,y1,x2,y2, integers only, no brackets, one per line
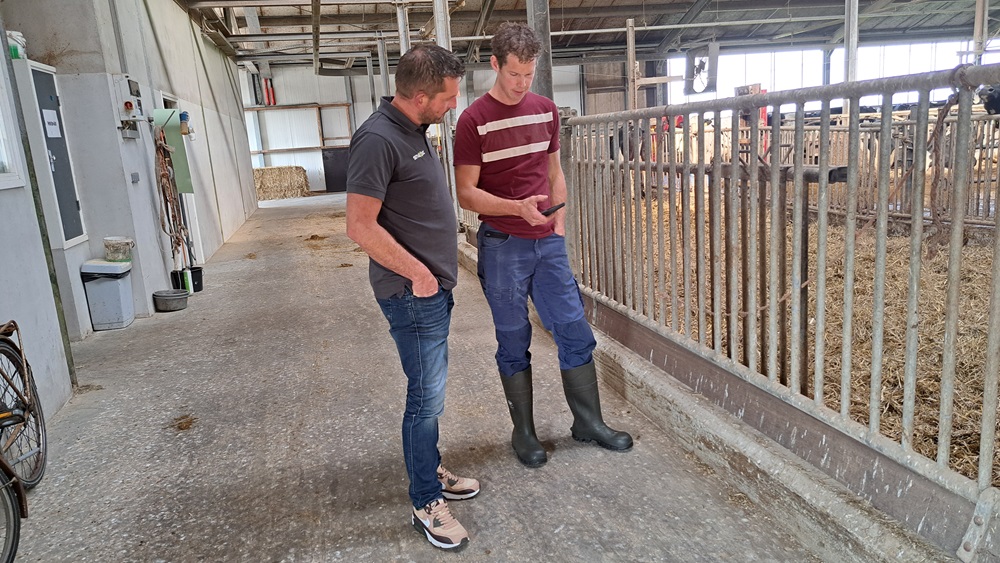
153,109,194,194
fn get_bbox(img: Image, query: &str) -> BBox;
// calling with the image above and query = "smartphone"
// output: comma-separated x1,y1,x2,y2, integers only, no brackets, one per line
540,202,565,217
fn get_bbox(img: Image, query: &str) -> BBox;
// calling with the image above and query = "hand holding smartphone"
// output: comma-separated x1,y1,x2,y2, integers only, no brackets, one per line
540,202,565,217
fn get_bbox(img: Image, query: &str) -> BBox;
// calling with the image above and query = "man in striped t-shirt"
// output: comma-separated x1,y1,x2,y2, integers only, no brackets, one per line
455,23,632,469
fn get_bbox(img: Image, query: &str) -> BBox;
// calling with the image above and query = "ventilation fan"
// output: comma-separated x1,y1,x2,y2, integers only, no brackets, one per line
684,42,719,95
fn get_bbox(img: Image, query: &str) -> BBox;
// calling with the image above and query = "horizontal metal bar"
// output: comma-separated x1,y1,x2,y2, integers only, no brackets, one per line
231,31,402,42
238,51,371,61
568,63,1000,125
573,160,848,184
189,0,431,7
250,144,348,155
244,102,351,111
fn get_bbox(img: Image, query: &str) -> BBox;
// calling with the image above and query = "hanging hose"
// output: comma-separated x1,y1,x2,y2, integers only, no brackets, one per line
153,126,189,270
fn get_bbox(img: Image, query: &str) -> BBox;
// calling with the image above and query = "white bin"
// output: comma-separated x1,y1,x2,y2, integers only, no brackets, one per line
81,259,135,330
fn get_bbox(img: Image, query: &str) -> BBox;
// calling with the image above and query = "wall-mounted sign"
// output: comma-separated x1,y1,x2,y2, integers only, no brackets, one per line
42,109,61,138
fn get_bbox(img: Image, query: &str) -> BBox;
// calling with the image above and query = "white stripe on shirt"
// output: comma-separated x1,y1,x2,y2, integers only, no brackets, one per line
482,141,550,163
476,113,553,135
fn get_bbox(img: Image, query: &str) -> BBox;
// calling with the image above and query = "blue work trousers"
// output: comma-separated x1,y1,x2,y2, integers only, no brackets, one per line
477,224,597,376
377,287,453,509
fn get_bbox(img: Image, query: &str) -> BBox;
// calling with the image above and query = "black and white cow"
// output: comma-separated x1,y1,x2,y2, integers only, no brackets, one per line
977,84,1000,114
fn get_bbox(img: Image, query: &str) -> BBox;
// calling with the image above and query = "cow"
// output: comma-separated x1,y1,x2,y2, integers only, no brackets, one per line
610,122,650,161
607,122,651,197
977,84,1000,114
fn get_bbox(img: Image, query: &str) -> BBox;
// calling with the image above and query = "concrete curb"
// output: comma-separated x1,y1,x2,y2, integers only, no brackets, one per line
594,336,950,563
457,236,480,277
458,238,948,562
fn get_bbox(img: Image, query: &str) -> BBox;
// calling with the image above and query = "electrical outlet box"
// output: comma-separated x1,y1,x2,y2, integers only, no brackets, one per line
112,74,143,121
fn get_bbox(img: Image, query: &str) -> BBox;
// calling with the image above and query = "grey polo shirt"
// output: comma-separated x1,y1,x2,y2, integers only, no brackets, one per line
346,97,458,300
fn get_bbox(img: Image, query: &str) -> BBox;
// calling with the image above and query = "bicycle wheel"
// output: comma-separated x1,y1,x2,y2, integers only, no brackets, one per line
0,474,20,563
0,339,46,489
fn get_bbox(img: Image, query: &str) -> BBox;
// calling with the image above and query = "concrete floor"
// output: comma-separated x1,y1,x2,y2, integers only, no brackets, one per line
17,194,822,562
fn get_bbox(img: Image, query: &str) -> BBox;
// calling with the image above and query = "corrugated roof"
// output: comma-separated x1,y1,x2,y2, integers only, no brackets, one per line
180,0,996,74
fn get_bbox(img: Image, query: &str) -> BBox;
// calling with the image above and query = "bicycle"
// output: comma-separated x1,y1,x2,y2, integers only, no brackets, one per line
0,321,46,489
0,320,44,561
0,426,26,561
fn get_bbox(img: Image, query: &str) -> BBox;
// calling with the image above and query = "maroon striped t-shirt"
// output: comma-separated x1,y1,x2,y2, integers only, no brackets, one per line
454,91,560,239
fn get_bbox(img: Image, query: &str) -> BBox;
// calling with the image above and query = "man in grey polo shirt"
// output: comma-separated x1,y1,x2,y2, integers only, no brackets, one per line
346,45,477,552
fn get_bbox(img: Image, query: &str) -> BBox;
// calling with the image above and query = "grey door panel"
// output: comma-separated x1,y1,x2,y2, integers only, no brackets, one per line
32,68,83,241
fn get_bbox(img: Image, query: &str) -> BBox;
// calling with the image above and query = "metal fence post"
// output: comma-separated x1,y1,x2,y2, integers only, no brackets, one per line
560,107,580,277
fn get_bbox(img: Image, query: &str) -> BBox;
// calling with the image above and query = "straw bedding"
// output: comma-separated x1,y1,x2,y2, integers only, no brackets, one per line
608,188,998,485
816,224,996,485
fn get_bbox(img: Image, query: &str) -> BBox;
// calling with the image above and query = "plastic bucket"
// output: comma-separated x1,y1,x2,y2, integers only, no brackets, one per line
190,266,203,293
170,268,202,294
103,237,135,262
170,270,185,291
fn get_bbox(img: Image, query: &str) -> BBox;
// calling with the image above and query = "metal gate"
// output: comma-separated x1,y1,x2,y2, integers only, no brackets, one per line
559,63,1000,560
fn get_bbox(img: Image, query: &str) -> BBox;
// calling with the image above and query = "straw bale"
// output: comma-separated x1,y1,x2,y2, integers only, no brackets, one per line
254,166,310,200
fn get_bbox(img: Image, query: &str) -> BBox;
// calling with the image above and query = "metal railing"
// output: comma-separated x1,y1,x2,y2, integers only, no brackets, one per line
560,64,1000,557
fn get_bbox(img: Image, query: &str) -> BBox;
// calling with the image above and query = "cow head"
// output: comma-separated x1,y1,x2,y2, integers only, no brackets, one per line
977,84,1000,114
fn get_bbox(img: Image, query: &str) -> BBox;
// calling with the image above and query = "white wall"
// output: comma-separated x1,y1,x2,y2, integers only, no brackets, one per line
0,42,72,415
2,0,256,338
0,188,73,417
272,66,351,105
57,72,161,320
0,0,110,74
349,73,381,124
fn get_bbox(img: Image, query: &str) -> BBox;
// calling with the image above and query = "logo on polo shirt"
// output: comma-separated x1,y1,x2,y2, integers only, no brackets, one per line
412,150,425,160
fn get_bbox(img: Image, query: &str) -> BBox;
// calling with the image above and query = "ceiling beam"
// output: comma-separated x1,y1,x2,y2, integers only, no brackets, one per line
184,0,986,77
268,21,980,72
197,6,235,35
654,0,713,55
202,0,905,14
829,0,896,44
239,7,272,77
769,0,898,42
188,0,428,7
195,7,240,55
206,29,238,56
419,0,464,40
312,0,321,72
243,1,913,28
465,0,496,62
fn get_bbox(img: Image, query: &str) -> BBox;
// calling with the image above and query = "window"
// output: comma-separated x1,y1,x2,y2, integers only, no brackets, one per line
0,57,26,190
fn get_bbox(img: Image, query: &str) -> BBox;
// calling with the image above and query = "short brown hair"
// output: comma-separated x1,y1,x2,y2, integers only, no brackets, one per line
395,45,466,99
490,22,542,68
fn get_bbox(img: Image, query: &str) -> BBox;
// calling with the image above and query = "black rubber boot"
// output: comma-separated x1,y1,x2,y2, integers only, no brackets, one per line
499,367,547,467
561,362,633,451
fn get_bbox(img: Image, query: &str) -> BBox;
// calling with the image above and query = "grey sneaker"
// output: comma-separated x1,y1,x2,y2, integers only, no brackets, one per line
411,498,469,551
437,464,481,500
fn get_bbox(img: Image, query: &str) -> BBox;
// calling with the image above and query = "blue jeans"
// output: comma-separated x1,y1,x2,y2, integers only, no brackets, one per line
377,287,453,509
477,224,597,376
